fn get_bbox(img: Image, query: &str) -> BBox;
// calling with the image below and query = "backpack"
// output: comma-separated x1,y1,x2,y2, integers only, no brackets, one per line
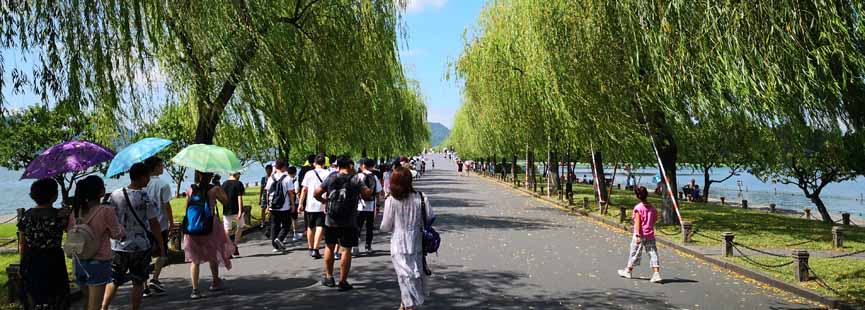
64,207,101,260
418,192,441,255
268,174,289,209
182,185,214,235
326,173,359,220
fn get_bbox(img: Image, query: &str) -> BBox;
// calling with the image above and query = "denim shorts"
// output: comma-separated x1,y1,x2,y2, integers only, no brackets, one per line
73,260,113,286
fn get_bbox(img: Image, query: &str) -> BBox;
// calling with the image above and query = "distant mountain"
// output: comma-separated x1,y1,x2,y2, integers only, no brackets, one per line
428,122,450,146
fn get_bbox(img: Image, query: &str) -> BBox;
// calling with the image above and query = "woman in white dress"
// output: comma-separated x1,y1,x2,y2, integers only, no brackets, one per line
381,166,434,309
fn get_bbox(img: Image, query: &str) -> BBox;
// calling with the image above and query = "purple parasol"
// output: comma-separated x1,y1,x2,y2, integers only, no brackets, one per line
20,140,115,180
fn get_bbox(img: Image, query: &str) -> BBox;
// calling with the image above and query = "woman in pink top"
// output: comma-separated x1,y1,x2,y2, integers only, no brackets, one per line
618,186,662,283
70,176,123,310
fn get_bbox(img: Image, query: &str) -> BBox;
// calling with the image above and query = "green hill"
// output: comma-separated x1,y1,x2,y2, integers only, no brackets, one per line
428,122,450,146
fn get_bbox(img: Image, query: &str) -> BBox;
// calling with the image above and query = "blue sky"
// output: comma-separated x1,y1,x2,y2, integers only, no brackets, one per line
2,1,484,128
400,0,485,128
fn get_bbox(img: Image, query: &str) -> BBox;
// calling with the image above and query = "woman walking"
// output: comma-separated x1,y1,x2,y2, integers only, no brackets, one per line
381,166,434,309
183,172,235,299
17,178,72,309
617,186,662,283
70,176,122,310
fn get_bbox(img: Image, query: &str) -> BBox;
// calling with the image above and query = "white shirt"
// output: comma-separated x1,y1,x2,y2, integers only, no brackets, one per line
145,176,172,231
264,171,296,211
301,168,331,212
357,171,382,212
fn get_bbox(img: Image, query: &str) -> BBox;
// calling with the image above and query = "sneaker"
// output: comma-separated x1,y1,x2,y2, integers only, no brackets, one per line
190,289,202,299
365,244,372,254
209,278,224,291
149,279,167,294
617,269,632,279
337,281,354,292
321,277,336,287
292,233,302,242
143,288,152,298
308,249,315,257
351,247,359,256
313,249,322,259
233,246,240,257
275,239,287,250
295,232,305,240
650,272,662,283
335,252,341,260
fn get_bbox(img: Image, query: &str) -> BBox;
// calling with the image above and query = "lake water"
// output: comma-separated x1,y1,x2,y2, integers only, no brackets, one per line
0,165,269,215
514,162,865,220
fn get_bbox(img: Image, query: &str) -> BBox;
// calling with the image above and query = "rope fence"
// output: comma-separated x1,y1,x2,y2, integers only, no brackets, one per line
731,244,796,268
732,241,789,258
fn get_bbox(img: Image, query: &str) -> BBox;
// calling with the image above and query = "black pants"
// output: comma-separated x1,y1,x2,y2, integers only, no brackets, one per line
356,211,375,247
270,210,292,242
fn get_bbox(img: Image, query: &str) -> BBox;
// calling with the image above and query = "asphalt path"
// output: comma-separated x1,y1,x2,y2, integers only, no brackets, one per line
101,154,822,309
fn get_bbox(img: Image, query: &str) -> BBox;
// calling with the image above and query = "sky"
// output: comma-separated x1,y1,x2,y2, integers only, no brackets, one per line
399,0,485,128
2,0,485,128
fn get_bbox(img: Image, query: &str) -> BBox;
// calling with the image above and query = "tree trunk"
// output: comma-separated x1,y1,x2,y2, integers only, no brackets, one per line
54,175,71,207
650,110,679,225
703,166,712,202
592,151,608,210
512,154,517,184
810,195,834,224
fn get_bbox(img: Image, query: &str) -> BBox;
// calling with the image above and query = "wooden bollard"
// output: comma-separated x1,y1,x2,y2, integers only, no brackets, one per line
242,205,252,225
793,250,810,282
6,264,21,303
832,226,844,248
722,232,735,257
769,203,776,213
842,213,851,226
682,222,693,244
720,197,726,205
678,192,684,200
619,206,627,223
741,199,748,209
582,197,589,210
804,208,812,220
617,183,621,190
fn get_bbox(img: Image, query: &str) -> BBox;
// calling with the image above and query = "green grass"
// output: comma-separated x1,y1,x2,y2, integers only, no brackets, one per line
727,256,865,305
170,186,266,227
504,176,865,252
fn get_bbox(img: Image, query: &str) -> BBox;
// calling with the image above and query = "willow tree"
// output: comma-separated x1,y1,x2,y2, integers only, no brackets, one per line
1,0,424,149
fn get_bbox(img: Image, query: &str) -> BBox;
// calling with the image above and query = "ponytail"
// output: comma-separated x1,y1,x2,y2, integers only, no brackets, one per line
73,176,105,218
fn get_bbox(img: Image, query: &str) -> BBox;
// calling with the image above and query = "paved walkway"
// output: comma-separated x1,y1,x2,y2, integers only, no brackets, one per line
102,154,823,309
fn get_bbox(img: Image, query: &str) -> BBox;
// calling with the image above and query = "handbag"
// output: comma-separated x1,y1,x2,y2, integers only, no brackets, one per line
418,191,439,276
122,188,162,257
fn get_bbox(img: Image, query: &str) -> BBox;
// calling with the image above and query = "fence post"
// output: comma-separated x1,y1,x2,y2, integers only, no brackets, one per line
619,206,627,223
842,213,851,226
741,200,748,209
682,222,693,244
6,264,20,303
769,203,776,213
793,250,810,282
678,192,684,200
722,232,735,257
804,208,812,220
582,197,589,210
242,205,252,225
832,226,844,248
720,197,726,205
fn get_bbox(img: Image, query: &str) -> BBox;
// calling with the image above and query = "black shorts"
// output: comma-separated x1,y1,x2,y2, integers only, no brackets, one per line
112,250,151,286
324,226,359,248
161,230,169,254
305,212,325,229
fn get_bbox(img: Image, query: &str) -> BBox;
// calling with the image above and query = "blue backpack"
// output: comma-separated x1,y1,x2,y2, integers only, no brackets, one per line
182,185,214,235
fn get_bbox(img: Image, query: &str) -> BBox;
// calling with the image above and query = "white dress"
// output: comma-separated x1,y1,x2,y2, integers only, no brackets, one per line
381,192,434,307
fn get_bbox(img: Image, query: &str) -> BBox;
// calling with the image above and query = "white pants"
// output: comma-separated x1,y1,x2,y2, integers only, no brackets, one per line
223,214,245,232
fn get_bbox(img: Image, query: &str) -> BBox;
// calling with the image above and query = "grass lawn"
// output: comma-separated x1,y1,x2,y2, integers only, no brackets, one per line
515,176,865,252
727,256,865,305
169,186,266,227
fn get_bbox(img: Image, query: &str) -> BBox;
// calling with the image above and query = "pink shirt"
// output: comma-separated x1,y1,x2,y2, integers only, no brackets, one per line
70,205,123,261
632,202,657,240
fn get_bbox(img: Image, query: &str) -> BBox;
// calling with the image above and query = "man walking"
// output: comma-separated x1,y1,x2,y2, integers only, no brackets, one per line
355,159,383,255
258,164,273,228
142,157,172,297
265,160,297,252
314,157,371,291
300,154,331,259
222,172,246,256
102,163,165,310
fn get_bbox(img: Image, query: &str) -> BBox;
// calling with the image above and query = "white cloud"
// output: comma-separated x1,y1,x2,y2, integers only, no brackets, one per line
405,0,448,14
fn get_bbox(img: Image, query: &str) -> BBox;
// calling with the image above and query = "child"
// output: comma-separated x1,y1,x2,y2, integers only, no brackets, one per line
17,178,72,309
618,186,662,283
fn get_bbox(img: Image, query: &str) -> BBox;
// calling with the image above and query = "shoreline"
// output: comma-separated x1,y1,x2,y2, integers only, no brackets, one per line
702,196,865,223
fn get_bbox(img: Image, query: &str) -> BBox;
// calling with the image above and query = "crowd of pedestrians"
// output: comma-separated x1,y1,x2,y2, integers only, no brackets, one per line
16,151,438,309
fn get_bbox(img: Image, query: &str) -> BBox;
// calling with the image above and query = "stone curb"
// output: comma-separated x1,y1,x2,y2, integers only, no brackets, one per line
478,175,858,310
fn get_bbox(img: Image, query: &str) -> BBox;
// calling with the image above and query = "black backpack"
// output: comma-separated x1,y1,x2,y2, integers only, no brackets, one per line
268,174,288,208
326,174,359,220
